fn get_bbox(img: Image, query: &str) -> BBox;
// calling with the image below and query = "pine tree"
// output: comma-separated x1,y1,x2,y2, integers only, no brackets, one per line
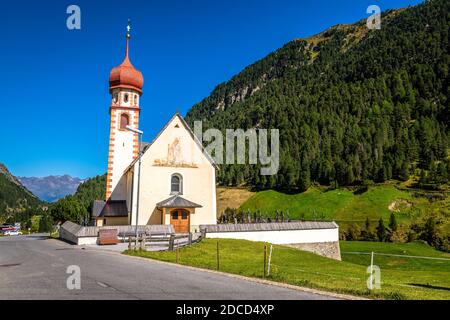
362,217,377,241
184,0,450,191
39,214,54,233
376,218,387,242
365,217,371,231
389,213,398,232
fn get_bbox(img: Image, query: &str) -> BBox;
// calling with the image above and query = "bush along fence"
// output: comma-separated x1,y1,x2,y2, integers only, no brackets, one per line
219,208,329,224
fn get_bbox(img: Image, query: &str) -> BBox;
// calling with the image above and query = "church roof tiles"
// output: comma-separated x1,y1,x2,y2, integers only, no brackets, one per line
156,195,202,209
92,200,128,217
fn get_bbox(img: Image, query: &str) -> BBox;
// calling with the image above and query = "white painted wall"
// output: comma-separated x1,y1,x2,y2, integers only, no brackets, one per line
206,228,339,244
109,88,140,201
129,114,217,229
77,237,98,246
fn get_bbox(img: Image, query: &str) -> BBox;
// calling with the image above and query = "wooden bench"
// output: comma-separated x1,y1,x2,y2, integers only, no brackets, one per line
98,229,119,245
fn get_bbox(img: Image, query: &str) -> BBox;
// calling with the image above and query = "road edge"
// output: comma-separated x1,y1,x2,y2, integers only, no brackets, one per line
65,240,369,301
123,253,369,300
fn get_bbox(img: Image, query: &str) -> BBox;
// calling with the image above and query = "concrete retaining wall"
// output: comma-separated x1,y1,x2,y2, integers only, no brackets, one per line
76,237,99,246
285,242,341,261
202,222,341,260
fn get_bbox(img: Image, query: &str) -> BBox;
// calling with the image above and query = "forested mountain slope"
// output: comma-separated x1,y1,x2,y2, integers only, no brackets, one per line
49,174,106,223
186,0,449,191
0,163,41,218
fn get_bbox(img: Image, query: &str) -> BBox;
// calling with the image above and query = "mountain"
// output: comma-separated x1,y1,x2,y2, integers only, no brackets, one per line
18,175,85,203
49,175,106,223
186,0,449,191
0,163,23,187
0,163,41,217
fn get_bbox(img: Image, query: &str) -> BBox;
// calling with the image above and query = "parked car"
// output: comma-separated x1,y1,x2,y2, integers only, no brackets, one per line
0,225,22,236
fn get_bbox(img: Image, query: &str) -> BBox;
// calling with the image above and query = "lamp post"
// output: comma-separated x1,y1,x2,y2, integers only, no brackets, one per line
126,125,144,247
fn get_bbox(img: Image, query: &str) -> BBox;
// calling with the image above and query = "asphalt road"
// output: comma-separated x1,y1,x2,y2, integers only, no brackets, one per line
0,234,338,300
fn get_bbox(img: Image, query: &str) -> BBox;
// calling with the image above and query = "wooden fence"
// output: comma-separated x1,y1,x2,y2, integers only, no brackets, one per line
127,229,207,251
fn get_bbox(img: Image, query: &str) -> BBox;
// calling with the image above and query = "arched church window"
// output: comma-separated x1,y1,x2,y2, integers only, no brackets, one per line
113,93,119,104
120,113,129,130
124,93,129,103
171,174,183,195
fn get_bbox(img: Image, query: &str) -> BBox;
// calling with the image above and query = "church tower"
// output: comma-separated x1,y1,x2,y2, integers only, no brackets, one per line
106,24,144,200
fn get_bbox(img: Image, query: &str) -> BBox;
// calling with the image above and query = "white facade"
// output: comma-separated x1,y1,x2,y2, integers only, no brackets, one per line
101,113,218,232
126,114,217,231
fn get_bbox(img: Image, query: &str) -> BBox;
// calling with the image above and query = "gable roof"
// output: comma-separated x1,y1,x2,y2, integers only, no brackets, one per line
124,112,218,174
156,195,202,209
92,200,128,217
200,221,339,233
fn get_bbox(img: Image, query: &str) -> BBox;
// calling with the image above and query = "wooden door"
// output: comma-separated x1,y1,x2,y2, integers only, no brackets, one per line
170,209,190,234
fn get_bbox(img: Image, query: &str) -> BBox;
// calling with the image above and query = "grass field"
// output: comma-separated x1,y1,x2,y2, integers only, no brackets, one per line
341,241,450,272
239,184,450,230
216,187,255,216
125,239,450,300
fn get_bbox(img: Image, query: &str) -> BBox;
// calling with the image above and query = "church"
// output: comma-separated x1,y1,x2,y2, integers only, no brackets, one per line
92,29,217,233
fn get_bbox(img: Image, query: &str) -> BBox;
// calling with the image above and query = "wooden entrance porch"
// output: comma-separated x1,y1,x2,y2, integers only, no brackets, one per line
156,195,202,234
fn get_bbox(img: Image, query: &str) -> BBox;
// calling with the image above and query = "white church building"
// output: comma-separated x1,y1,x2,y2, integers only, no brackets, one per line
86,27,340,260
92,30,217,233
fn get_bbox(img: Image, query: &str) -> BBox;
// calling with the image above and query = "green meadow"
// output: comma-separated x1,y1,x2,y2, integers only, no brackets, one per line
125,239,450,300
239,184,450,229
341,241,450,272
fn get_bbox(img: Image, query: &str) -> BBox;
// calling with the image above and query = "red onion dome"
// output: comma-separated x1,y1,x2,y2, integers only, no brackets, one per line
109,36,144,95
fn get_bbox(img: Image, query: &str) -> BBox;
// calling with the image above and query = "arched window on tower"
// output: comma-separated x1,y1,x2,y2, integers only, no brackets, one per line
171,174,183,195
120,113,129,130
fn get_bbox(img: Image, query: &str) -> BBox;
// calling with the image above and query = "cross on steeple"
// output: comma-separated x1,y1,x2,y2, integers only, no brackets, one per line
126,19,132,39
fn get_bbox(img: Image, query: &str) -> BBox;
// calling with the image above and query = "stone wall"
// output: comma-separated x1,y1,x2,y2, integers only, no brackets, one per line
285,241,341,261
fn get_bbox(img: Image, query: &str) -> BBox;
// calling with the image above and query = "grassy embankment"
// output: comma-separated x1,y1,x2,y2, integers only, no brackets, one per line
125,239,450,300
237,184,450,231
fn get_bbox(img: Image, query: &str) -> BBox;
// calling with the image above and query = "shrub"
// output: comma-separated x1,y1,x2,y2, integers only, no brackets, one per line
389,229,408,243
345,224,362,241
361,217,377,241
353,185,368,195
39,214,54,233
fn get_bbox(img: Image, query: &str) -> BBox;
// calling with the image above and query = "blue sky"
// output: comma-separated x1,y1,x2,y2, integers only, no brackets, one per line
0,0,422,178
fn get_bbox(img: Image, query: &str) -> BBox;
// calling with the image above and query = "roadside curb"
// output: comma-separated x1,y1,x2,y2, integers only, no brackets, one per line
127,254,368,300
76,242,368,301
